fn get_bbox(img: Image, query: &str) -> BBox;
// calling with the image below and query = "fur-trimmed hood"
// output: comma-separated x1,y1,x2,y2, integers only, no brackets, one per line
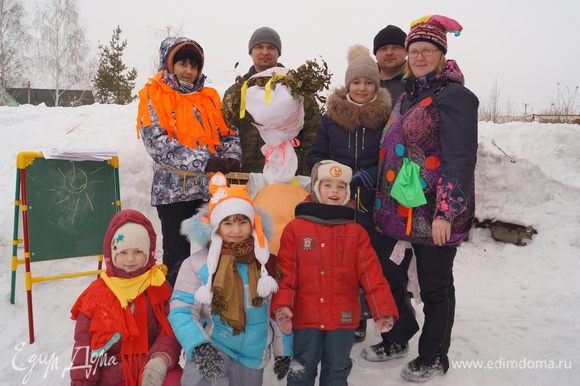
158,36,204,73
180,205,274,248
326,87,392,132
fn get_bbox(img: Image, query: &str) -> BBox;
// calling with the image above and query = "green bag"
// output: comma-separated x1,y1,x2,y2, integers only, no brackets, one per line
390,157,427,208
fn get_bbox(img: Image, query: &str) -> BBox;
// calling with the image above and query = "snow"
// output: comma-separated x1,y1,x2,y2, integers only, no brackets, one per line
1,104,579,385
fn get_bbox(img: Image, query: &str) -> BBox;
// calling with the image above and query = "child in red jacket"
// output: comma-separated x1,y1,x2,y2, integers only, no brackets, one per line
271,160,398,385
70,210,181,386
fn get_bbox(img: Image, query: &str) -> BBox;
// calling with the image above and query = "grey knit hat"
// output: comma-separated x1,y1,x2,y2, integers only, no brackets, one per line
248,27,282,55
344,45,380,90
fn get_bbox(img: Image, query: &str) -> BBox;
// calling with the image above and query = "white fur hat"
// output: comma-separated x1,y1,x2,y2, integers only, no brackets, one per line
311,160,353,205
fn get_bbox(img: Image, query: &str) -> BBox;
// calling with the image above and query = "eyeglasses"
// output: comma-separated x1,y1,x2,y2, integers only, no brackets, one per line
408,48,439,58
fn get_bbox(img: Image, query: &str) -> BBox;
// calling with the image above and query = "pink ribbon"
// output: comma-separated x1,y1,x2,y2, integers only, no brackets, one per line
264,138,301,165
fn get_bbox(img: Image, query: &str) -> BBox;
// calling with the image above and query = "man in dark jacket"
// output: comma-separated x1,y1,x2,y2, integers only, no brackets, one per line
368,25,410,346
373,25,407,102
222,26,321,176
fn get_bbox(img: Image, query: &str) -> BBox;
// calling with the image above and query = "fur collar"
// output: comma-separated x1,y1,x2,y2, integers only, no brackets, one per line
326,87,392,132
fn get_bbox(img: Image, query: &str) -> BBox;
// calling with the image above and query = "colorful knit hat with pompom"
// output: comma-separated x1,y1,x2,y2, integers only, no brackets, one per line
193,172,277,305
405,15,463,54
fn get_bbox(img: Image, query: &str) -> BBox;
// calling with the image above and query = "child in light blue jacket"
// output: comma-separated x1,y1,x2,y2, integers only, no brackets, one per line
169,173,292,385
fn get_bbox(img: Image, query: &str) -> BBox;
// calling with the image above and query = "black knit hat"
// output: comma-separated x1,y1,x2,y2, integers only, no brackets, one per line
373,25,407,54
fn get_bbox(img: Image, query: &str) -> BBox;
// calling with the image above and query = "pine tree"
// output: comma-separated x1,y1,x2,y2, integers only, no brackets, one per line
93,26,137,104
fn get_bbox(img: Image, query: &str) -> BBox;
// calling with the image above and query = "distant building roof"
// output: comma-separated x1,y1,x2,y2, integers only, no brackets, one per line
0,88,19,106
6,88,94,107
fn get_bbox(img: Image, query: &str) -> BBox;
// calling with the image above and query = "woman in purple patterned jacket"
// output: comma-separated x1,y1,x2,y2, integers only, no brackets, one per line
361,15,479,383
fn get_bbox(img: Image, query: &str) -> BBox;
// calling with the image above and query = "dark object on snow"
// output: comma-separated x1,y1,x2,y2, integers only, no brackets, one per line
360,339,409,362
474,218,537,246
400,354,448,382
7,87,94,107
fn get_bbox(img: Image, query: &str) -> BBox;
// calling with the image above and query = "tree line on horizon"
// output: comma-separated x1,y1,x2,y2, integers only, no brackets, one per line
0,0,136,106
2,0,577,116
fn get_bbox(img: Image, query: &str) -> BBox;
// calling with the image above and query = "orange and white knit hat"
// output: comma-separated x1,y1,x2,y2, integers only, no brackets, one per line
194,172,278,304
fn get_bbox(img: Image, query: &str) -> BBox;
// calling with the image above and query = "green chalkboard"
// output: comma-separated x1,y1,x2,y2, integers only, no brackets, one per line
25,158,119,261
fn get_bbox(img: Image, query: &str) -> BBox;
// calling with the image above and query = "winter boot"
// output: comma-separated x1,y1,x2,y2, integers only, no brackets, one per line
360,339,408,362
354,319,367,342
400,354,448,383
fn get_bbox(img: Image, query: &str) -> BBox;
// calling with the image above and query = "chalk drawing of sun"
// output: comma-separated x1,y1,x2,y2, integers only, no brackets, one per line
49,162,107,225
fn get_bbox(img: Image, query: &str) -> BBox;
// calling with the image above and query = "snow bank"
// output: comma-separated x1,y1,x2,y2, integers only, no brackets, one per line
1,105,578,385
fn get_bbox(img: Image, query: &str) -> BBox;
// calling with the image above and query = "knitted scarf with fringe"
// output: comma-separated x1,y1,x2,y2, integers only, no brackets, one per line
136,71,234,154
211,237,263,335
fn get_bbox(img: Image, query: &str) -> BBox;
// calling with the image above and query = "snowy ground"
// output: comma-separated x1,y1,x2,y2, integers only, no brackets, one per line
1,104,579,385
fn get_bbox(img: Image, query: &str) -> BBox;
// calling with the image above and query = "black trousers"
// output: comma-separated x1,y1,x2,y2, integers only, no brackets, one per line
371,232,457,363
156,199,203,286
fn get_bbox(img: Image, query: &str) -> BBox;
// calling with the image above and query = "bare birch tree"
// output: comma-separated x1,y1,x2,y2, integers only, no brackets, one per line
0,0,30,89
552,83,578,117
479,79,503,122
149,23,184,74
35,0,89,106
541,83,579,122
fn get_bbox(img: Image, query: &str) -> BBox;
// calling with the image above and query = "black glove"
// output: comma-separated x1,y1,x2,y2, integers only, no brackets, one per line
225,158,241,172
193,343,224,380
205,157,229,173
273,356,292,380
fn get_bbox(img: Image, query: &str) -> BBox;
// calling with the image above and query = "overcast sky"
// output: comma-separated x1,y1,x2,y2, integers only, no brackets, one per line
26,0,580,114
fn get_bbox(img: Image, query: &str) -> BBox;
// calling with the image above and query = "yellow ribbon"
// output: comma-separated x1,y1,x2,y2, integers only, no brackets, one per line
239,81,249,118
264,73,286,104
159,165,203,192
239,73,287,118
100,265,166,308
356,186,369,213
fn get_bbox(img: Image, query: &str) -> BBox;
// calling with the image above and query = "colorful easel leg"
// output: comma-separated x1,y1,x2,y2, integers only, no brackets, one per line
20,168,35,343
11,169,21,304
25,265,34,344
112,156,122,214
10,257,17,305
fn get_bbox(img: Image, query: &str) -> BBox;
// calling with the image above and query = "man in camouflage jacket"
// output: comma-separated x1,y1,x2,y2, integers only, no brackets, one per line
222,27,321,176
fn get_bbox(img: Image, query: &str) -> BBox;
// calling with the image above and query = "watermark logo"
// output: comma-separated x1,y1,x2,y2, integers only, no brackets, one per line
11,342,118,385
452,357,573,371
12,342,59,384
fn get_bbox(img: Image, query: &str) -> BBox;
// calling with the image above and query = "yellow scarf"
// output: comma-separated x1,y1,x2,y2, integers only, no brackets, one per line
100,265,166,308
